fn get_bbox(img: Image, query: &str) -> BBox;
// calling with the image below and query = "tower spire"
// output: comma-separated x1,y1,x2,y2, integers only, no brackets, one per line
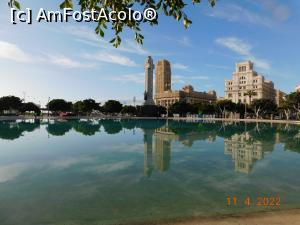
144,56,155,105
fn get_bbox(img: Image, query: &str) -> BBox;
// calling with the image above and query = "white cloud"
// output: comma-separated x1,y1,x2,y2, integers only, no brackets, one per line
178,36,192,46
46,54,95,69
207,4,274,28
76,38,151,56
82,51,138,67
173,75,185,84
0,163,29,183
118,40,151,56
0,40,96,69
50,156,94,169
0,41,32,62
206,64,231,70
164,36,192,47
173,63,189,70
173,75,210,84
216,37,252,56
205,84,214,88
215,37,271,70
64,26,105,44
262,0,290,22
64,25,151,56
207,1,290,27
85,161,135,174
188,75,210,80
104,73,144,84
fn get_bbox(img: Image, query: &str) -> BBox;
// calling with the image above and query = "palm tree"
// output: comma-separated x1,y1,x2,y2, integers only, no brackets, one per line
244,90,257,117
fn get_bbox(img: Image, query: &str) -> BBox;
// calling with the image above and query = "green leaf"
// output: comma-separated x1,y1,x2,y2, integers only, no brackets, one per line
13,1,21,10
209,0,216,7
99,29,104,37
60,0,73,9
183,17,192,28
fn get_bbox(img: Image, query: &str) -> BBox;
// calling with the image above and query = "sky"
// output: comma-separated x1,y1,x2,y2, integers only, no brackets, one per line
1,0,300,107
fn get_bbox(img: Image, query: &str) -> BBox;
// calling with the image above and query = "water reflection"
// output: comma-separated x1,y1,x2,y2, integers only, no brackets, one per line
224,132,271,174
0,119,300,225
0,120,40,140
46,120,72,136
0,119,299,175
72,120,101,136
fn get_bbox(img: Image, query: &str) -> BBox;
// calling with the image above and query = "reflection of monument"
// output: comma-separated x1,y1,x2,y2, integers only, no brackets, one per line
144,56,155,105
140,121,291,176
142,127,172,176
224,132,272,173
154,131,171,172
144,129,154,177
142,122,219,177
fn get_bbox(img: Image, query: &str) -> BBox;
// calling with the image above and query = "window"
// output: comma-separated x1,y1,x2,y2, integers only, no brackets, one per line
239,66,246,72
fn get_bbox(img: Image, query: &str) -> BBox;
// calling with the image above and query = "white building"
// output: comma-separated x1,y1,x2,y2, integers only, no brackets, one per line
225,61,276,104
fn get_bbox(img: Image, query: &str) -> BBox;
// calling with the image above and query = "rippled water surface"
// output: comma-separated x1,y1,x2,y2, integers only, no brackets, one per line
0,119,300,225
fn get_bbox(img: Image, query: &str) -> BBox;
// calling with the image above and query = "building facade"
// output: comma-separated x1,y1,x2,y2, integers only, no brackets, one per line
225,61,276,104
275,89,286,106
154,59,217,108
155,59,172,94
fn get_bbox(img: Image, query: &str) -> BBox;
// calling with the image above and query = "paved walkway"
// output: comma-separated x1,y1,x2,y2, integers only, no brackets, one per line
151,209,300,225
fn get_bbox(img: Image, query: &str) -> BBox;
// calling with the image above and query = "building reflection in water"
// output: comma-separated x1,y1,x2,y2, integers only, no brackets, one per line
143,129,154,177
224,132,271,174
141,121,297,176
143,126,171,177
154,128,171,172
1,119,299,175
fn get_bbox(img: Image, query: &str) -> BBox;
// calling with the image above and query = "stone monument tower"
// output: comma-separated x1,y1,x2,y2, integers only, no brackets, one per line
144,56,155,105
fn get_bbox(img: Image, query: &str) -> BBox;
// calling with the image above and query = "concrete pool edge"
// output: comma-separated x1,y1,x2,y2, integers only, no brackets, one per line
1,116,300,125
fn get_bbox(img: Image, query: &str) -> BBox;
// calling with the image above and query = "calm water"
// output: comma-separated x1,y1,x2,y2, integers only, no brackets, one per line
0,119,300,225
